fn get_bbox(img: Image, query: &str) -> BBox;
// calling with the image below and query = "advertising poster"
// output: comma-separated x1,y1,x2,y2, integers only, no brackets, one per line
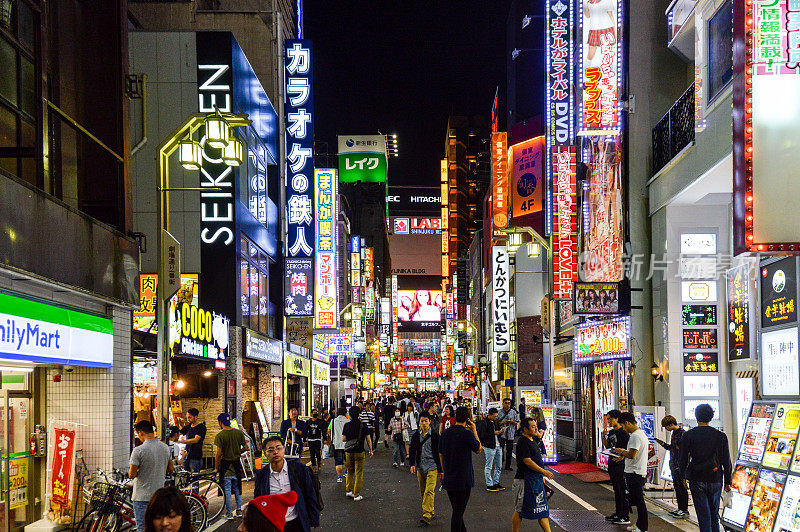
574,282,626,314
337,135,387,184
763,404,800,470
314,168,338,329
594,361,615,470
723,463,759,528
575,317,630,362
737,378,755,447
740,403,777,463
773,474,800,532
761,258,798,328
762,327,800,397
396,290,443,324
541,405,557,462
510,136,545,222
728,264,752,361
581,135,624,282
580,0,620,132
746,469,786,532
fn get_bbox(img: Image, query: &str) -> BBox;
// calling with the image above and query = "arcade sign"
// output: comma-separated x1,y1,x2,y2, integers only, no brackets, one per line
574,316,630,363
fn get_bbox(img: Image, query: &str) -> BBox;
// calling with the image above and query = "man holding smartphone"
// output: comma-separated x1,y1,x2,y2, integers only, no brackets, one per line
656,415,687,518
440,406,482,532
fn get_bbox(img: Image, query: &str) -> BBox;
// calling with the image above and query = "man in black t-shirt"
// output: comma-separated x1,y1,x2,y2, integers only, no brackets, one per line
512,418,554,532
439,406,482,532
180,408,207,474
602,409,630,525
306,410,326,473
341,406,373,500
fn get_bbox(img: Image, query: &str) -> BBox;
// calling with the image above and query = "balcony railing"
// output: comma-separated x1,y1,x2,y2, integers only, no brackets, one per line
652,84,695,175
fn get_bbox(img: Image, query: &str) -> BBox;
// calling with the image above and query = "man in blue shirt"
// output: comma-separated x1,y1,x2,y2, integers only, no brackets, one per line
439,406,482,532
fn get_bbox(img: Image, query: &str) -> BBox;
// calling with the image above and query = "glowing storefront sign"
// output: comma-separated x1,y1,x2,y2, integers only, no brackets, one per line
167,300,229,362
314,168,338,329
510,136,545,221
492,246,511,352
491,132,509,232
553,147,578,300
575,316,631,363
579,0,621,134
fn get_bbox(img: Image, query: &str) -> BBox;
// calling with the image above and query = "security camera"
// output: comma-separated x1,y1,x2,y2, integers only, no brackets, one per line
64,365,75,373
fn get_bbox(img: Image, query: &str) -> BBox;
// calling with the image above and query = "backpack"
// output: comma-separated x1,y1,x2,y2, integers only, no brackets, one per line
288,460,324,512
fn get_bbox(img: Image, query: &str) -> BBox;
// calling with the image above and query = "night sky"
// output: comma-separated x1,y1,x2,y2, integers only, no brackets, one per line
305,1,511,187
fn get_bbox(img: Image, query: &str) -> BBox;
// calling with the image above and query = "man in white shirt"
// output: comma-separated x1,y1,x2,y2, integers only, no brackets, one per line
613,412,650,532
329,406,349,482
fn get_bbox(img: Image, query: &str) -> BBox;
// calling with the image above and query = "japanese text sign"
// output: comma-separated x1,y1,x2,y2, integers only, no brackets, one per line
314,168,338,329
553,146,578,299
134,274,158,333
683,352,719,373
511,136,545,220
761,258,798,328
575,317,630,362
285,39,315,261
682,328,718,350
492,246,511,352
727,264,752,361
49,426,76,507
492,132,509,232
285,258,313,316
580,0,621,133
761,326,800,397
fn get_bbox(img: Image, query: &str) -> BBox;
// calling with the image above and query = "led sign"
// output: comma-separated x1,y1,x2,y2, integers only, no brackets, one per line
168,301,229,362
682,328,718,350
575,316,630,363
681,305,718,326
491,132,509,231
492,246,511,352
579,0,621,134
727,264,752,361
314,168,338,329
553,147,577,300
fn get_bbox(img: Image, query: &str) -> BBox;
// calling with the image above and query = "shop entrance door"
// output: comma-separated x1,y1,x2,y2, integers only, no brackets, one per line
0,390,32,531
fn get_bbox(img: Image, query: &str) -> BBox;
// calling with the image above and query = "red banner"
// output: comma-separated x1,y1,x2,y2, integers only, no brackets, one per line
491,132,509,232
552,146,577,300
50,427,77,507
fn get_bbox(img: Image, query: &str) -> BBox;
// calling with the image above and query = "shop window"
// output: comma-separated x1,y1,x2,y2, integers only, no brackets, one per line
240,236,274,335
0,38,17,106
708,0,733,102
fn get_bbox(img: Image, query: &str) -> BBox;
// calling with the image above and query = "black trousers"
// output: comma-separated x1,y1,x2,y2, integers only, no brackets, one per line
670,464,689,512
609,465,629,518
501,437,515,469
308,440,322,467
625,473,648,532
283,518,304,532
446,488,471,532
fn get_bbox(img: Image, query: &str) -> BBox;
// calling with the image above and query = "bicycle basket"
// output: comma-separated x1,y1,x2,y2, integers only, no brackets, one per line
89,482,126,514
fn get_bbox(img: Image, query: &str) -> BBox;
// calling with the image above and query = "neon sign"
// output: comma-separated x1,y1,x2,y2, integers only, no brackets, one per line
579,0,621,134
575,316,631,363
553,146,577,300
314,168,337,329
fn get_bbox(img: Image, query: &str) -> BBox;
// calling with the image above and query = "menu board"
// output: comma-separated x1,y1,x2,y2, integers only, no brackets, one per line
741,403,778,464
774,474,800,532
541,405,556,462
724,463,759,528
764,404,800,471
745,469,787,532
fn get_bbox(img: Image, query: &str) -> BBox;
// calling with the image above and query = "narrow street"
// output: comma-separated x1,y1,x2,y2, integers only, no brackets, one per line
211,444,697,532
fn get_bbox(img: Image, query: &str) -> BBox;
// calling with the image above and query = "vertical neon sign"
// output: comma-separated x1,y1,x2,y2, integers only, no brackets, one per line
314,168,337,329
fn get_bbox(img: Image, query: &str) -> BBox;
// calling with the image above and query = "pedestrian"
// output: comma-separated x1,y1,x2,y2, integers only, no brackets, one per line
409,413,443,526
214,412,249,520
329,406,349,483
129,421,174,532
359,402,376,452
602,409,630,526
656,415,688,518
405,401,420,457
439,406,482,532
477,407,505,492
239,491,297,532
426,401,440,434
440,405,456,435
280,407,307,459
167,426,183,466
306,409,325,473
612,412,649,532
179,408,206,474
389,407,409,467
511,418,554,532
384,397,397,449
254,435,322,531
342,406,374,501
498,398,520,471
679,404,732,532
144,486,193,532
373,401,383,442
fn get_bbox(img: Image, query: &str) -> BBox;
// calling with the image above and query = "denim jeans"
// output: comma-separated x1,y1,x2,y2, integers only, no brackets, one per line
222,475,242,515
484,446,502,486
690,480,723,532
133,500,149,532
393,439,407,464
187,458,203,473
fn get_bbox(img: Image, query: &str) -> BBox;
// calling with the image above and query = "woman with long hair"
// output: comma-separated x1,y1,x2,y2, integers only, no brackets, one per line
144,487,193,532
440,404,456,434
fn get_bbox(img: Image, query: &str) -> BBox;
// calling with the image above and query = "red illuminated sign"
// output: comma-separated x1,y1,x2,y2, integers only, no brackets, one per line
492,132,509,231
580,0,620,133
553,146,578,300
682,328,718,350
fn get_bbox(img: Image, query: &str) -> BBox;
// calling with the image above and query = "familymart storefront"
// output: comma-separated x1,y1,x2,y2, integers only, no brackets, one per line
0,287,128,530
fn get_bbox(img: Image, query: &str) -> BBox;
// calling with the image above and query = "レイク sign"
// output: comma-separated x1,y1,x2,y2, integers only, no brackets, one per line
314,169,338,329
552,147,577,300
492,246,511,353
0,291,113,368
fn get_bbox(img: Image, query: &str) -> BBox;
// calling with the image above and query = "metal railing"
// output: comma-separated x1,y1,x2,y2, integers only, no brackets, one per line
651,84,695,175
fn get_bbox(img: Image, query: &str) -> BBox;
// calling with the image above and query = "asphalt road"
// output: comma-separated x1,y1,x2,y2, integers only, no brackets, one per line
210,441,697,531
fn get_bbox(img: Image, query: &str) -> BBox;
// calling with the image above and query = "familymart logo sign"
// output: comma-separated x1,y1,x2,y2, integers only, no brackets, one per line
0,292,113,368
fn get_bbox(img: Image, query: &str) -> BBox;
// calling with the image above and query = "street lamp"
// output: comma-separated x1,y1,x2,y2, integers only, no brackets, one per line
204,111,230,148
178,140,202,170
222,136,244,166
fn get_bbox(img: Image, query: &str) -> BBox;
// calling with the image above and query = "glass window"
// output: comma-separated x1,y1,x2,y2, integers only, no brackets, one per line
258,269,267,333
0,38,17,106
20,117,33,147
20,56,34,117
18,2,36,51
249,263,259,332
0,105,15,147
708,0,733,101
240,259,249,323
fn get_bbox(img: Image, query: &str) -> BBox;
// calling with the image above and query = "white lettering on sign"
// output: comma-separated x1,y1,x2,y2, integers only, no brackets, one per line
492,246,511,352
198,64,231,112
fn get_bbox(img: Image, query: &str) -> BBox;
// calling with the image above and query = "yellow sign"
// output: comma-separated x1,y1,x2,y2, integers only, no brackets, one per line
312,360,329,385
9,456,28,509
284,352,310,377
521,389,543,407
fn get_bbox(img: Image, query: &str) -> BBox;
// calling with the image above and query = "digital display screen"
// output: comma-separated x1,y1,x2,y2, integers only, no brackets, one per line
683,352,719,373
722,463,759,528
396,289,442,331
682,304,718,326
682,328,718,350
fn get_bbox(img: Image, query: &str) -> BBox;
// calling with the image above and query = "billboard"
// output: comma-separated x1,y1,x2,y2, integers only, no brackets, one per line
491,132,509,232
314,169,338,329
396,289,442,332
573,281,629,315
510,136,545,222
391,217,442,235
581,135,624,282
387,186,441,215
553,146,578,300
492,246,511,352
285,258,313,316
579,0,621,133
575,317,631,363
733,0,800,254
338,135,387,183
727,264,752,361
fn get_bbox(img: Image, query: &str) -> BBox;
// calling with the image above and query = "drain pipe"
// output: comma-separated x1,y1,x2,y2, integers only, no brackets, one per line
131,75,147,155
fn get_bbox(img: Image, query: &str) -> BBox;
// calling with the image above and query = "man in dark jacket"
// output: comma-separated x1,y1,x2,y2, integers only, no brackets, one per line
255,435,321,532
679,404,732,532
657,415,688,518
409,413,443,526
280,407,307,459
477,407,505,491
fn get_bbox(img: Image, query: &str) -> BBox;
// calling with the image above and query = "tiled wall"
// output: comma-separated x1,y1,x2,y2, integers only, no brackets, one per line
46,306,133,472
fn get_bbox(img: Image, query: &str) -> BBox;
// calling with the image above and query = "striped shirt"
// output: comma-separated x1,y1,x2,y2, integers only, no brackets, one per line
359,410,376,430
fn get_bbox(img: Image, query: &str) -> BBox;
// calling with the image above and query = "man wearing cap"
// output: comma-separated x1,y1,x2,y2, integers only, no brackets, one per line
214,412,249,520
241,491,298,532
255,435,322,531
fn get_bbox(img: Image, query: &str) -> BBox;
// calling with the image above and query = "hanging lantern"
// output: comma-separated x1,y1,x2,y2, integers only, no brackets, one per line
222,136,244,166
178,140,202,170
204,113,229,149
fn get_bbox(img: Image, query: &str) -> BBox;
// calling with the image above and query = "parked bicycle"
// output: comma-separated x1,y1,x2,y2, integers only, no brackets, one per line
170,468,225,523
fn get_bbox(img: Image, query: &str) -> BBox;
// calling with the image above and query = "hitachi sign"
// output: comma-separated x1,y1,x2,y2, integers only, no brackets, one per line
411,196,440,203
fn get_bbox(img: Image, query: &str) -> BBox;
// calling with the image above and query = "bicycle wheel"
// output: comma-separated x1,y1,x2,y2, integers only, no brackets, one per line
194,478,225,523
90,512,119,532
185,493,208,531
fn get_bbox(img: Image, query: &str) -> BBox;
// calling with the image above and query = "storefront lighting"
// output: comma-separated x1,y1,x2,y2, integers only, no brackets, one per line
203,370,212,377
651,363,664,382
204,112,230,148
458,322,465,331
178,140,202,170
0,366,33,373
175,379,186,390
527,242,541,258
508,232,523,254
222,136,244,166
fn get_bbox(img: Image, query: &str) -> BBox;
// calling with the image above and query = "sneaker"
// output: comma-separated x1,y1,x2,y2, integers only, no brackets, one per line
627,526,642,532
420,516,431,526
337,475,344,483
494,484,506,491
605,514,619,522
673,510,688,518
225,513,234,521
234,509,242,518
486,485,499,492
393,463,398,468
346,491,354,498
353,495,363,501
612,517,631,525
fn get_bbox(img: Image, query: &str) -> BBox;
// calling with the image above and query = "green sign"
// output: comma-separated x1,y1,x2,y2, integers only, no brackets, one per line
337,135,388,183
